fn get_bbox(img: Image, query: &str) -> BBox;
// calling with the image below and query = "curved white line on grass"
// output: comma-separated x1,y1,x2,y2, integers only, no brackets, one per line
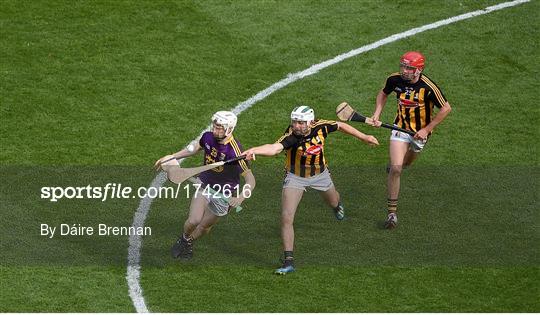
126,0,529,312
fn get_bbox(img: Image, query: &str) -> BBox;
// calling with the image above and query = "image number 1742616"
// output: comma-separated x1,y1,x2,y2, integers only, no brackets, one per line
183,182,252,200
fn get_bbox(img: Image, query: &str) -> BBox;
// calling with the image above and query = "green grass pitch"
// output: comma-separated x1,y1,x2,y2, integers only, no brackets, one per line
1,0,538,312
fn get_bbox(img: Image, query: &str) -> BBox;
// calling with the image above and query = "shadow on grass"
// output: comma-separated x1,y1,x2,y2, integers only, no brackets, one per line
0,165,538,268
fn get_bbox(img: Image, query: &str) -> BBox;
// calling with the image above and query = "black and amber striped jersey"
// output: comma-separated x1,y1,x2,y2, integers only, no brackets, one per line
383,73,448,132
276,119,339,178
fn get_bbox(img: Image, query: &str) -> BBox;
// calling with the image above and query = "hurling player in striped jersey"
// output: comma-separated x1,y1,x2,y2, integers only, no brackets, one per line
370,51,452,229
242,106,378,274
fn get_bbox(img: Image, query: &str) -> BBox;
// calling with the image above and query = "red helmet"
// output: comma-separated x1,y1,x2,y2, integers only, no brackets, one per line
400,51,425,70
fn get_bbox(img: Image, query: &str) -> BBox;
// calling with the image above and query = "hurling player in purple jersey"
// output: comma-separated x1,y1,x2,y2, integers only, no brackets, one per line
155,111,255,260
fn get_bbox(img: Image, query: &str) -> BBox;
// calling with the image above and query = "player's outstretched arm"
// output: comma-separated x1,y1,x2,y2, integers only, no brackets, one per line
154,141,201,170
337,122,379,146
242,143,284,160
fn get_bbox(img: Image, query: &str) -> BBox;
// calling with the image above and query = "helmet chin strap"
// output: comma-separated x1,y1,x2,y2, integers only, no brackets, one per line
214,132,233,143
214,134,230,143
224,126,234,137
212,123,234,141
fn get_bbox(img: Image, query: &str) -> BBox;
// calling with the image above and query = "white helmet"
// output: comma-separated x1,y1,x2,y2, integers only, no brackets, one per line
212,111,237,137
290,105,315,124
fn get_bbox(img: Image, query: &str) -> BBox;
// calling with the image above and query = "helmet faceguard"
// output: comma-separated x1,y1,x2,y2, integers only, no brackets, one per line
211,111,237,140
399,51,425,82
290,105,314,136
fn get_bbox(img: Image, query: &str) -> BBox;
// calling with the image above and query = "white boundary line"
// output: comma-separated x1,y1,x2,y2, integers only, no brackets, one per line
126,0,529,312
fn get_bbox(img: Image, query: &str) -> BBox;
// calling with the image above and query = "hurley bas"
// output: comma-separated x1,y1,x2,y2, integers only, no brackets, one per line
41,223,151,238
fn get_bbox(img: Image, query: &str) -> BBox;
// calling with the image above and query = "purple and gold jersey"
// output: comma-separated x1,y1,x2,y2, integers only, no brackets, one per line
198,132,250,189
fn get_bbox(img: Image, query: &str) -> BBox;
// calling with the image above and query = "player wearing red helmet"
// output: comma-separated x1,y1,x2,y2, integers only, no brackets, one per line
399,51,425,81
370,51,452,229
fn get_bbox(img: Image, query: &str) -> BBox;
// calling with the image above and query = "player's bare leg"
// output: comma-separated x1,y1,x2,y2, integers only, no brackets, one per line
385,140,409,229
403,149,420,167
388,140,409,199
319,186,345,220
171,193,207,259
319,185,339,207
276,187,303,274
190,208,220,240
184,193,207,235
281,188,304,252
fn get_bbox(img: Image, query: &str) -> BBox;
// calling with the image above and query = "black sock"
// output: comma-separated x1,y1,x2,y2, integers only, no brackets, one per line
284,251,294,261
